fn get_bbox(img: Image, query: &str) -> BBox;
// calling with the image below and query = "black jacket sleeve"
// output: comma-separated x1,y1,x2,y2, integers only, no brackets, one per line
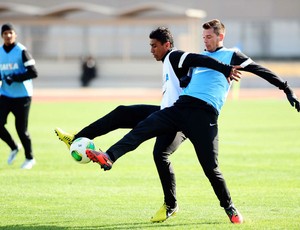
183,53,232,77
230,51,286,89
168,50,232,80
11,50,38,82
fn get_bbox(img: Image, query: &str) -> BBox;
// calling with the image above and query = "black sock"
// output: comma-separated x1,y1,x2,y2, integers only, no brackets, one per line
106,151,116,162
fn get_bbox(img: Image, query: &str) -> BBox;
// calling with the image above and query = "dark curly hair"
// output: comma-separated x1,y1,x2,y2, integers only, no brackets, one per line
149,27,174,48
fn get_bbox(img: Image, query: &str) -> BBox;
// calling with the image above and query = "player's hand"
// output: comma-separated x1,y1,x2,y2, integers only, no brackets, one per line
4,75,14,85
284,86,300,112
179,75,191,87
227,66,242,83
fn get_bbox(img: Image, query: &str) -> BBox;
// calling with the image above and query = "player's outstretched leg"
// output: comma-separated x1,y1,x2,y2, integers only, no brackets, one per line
86,149,113,171
150,203,178,223
225,205,243,224
54,127,74,149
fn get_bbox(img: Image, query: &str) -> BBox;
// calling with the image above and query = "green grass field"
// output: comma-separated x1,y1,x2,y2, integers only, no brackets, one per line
0,98,299,229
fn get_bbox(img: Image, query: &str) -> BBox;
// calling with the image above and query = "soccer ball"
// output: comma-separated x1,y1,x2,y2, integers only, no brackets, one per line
70,137,95,164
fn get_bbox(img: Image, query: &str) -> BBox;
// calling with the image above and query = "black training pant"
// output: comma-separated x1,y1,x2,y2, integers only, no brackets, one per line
153,131,186,207
0,95,33,159
107,97,232,208
75,104,185,207
75,104,159,139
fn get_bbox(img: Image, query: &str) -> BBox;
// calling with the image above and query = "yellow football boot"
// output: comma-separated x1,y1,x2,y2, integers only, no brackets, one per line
150,203,178,222
54,127,74,149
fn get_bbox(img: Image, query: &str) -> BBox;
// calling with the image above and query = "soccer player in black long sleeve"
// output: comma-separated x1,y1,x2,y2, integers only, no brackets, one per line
55,27,240,222
86,20,299,224
0,23,38,169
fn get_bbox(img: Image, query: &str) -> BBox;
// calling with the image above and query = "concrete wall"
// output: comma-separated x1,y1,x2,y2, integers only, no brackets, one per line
34,59,162,88
34,59,300,89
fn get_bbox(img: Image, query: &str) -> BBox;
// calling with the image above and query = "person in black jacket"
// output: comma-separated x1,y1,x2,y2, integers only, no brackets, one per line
80,55,97,87
0,23,38,169
55,26,240,222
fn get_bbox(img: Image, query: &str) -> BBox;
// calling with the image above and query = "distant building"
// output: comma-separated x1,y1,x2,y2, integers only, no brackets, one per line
0,0,299,60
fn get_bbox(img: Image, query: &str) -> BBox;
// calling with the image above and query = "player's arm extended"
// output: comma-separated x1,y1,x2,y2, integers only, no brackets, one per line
181,52,239,80
232,51,300,112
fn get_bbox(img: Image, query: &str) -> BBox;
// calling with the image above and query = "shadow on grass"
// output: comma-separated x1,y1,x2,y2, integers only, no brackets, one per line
2,220,222,229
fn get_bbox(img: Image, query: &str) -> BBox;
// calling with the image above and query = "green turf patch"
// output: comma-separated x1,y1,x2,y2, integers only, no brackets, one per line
0,99,299,229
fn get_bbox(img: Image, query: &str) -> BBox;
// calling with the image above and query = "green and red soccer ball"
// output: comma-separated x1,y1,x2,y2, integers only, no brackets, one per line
70,137,95,164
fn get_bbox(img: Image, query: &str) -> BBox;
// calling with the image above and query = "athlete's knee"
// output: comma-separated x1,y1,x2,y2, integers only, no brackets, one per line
203,166,222,179
153,150,171,165
113,105,129,114
108,105,131,121
153,151,163,162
